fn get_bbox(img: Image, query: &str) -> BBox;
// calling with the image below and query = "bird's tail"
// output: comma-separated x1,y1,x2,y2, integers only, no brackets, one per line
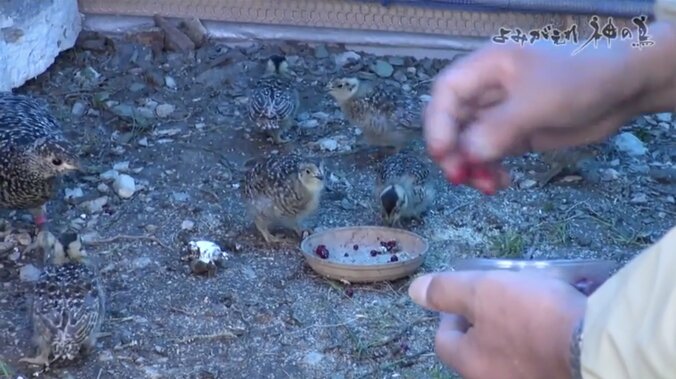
257,118,280,131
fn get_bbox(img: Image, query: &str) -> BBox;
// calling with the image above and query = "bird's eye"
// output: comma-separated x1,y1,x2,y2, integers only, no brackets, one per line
337,84,343,88
305,169,311,174
52,158,63,166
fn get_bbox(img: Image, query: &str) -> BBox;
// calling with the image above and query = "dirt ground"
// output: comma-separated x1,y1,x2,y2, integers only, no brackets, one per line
0,29,675,379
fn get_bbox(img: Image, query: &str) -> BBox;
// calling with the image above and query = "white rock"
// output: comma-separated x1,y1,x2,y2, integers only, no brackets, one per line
113,174,136,199
138,137,149,147
113,161,130,172
100,169,119,181
83,196,108,213
334,51,361,67
318,138,338,152
0,0,82,91
164,75,177,89
181,220,195,230
312,112,330,120
630,193,648,204
64,187,84,200
299,119,319,129
20,264,41,282
155,103,175,118
600,168,620,181
655,112,672,123
419,94,432,103
519,179,538,189
71,101,86,116
97,183,109,193
613,132,647,156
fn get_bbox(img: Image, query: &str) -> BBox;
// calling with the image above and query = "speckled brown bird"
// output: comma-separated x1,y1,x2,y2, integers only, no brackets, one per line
326,77,423,151
242,153,325,243
20,232,104,369
247,55,300,144
0,93,80,231
376,152,435,227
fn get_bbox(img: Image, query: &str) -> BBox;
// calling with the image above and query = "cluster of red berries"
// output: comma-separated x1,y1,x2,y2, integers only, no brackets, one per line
314,244,330,259
368,240,400,262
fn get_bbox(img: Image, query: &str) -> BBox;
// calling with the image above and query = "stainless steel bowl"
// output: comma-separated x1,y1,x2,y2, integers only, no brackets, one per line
453,258,621,295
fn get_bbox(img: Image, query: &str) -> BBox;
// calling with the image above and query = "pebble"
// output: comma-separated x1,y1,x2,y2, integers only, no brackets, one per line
83,196,109,213
64,187,84,200
164,75,177,89
313,44,329,58
312,112,330,120
318,138,339,152
299,119,319,128
519,179,538,189
110,104,135,118
100,169,120,181
630,193,648,204
129,82,146,92
600,168,620,181
609,159,620,166
19,264,41,282
155,103,176,118
373,60,394,78
113,161,130,172
8,251,20,261
655,112,672,123
133,256,153,269
613,132,647,156
136,106,156,119
388,56,405,65
113,174,136,198
172,192,190,202
334,51,361,67
138,137,149,147
97,183,110,193
181,220,195,230
71,101,87,116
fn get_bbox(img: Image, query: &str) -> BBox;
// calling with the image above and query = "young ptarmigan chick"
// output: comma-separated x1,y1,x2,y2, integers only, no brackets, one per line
0,93,80,231
376,152,435,227
20,232,104,369
242,153,325,243
326,77,423,151
247,55,300,144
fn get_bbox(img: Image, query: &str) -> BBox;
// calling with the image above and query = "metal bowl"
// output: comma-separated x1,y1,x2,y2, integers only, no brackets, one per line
453,258,621,295
300,226,429,283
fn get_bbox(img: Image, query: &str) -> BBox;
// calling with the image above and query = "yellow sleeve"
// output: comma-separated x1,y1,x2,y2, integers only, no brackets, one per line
580,225,676,379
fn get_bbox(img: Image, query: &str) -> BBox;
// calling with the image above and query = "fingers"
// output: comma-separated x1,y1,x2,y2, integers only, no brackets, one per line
425,48,508,160
435,313,480,376
408,271,484,320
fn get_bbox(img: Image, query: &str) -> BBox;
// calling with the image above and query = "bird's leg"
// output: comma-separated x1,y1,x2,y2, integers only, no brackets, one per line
19,346,50,368
254,216,283,243
270,129,292,144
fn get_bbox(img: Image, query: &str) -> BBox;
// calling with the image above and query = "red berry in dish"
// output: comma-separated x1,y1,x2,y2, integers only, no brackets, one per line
314,244,329,259
390,255,399,262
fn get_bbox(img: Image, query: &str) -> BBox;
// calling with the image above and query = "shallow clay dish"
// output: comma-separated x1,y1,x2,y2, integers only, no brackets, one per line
453,258,620,295
300,226,429,283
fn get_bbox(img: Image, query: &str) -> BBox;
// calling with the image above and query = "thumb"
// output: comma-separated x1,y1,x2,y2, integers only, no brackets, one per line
459,98,532,162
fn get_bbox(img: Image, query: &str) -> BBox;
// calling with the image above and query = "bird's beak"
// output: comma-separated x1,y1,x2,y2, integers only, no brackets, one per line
315,174,324,181
324,82,333,91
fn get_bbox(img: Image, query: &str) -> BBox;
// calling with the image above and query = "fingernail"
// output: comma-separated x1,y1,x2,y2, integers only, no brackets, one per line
463,130,492,161
408,274,434,306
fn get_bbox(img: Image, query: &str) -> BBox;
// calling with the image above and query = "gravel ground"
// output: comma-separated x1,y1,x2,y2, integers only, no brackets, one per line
0,28,674,379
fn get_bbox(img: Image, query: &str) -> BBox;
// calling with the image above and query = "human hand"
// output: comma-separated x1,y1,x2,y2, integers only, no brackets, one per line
408,270,587,379
423,40,649,194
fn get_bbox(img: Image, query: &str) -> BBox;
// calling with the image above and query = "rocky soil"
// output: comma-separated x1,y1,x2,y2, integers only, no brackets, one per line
0,26,674,379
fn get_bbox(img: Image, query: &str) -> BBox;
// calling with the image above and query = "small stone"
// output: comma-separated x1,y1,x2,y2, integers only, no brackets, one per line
609,159,620,166
138,137,149,147
334,51,361,67
519,179,537,189
164,76,177,89
16,233,32,246
393,70,407,83
136,106,156,119
8,251,20,261
100,169,119,181
20,264,41,282
388,56,405,65
195,122,206,130
600,168,620,181
373,60,394,78
172,192,190,202
312,112,330,120
97,183,109,193
181,220,195,230
113,161,130,172
71,101,87,117
313,44,329,58
64,187,84,200
132,256,153,269
614,132,647,156
113,174,136,199
630,193,648,204
299,119,319,129
318,138,338,152
155,104,176,118
110,104,135,118
655,112,672,123
83,196,109,213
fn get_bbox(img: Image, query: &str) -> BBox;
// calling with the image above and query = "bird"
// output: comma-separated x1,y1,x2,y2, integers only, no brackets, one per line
20,231,105,370
247,55,300,144
241,153,325,243
375,152,435,227
325,77,423,152
0,93,80,234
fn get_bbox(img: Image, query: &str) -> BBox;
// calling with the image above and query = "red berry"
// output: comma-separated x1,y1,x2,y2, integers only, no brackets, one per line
370,250,379,257
353,244,359,250
314,245,329,259
390,255,399,262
